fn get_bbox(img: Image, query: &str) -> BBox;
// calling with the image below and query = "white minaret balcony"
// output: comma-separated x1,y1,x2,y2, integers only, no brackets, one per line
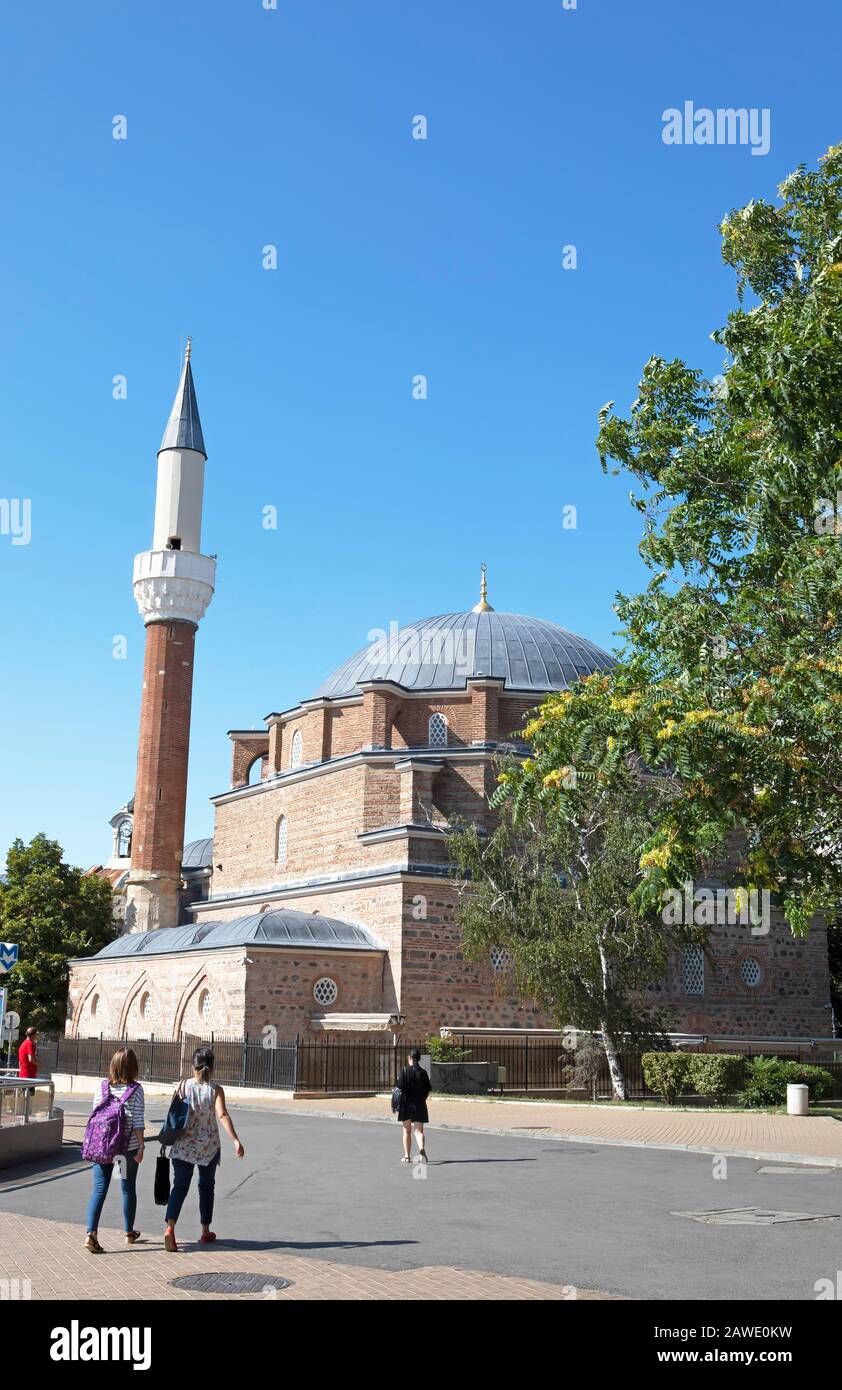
133,548,216,626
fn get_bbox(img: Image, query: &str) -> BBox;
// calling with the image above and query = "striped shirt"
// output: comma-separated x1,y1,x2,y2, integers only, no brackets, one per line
92,1082,146,1152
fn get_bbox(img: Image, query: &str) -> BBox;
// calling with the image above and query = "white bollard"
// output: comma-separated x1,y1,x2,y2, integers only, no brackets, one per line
786,1082,809,1116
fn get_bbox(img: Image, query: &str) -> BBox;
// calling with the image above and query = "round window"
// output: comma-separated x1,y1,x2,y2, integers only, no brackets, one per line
313,977,338,1007
740,957,762,988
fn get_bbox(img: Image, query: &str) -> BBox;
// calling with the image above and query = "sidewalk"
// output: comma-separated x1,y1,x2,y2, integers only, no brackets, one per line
0,1212,619,1301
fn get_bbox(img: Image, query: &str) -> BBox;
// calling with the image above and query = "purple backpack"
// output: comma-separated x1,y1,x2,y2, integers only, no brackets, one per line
81,1079,140,1163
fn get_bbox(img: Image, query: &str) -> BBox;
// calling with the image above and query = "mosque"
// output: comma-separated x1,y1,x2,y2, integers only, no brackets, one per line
68,349,832,1044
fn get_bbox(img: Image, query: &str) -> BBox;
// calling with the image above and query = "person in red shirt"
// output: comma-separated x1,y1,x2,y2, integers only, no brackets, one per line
18,1027,38,1079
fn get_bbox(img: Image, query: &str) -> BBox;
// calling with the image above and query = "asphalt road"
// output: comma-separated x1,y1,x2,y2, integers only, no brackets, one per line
2,1098,841,1300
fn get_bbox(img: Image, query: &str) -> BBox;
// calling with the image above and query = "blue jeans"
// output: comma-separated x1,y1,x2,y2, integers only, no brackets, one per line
86,1156,139,1234
165,1154,219,1227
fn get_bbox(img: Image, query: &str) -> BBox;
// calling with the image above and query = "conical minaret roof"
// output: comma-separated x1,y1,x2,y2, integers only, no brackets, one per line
158,339,206,457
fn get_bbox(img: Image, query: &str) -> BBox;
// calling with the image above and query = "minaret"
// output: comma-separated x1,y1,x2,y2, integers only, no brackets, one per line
124,340,216,933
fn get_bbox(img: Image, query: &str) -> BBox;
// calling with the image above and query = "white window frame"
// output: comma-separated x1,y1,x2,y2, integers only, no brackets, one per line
276,814,288,864
682,945,705,996
428,712,448,749
290,729,303,768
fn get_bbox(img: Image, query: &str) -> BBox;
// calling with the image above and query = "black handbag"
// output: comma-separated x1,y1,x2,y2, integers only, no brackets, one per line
154,1147,171,1206
391,1084,403,1114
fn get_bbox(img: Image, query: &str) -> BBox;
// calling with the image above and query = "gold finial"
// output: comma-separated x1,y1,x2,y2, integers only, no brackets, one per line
472,562,493,613
185,336,192,364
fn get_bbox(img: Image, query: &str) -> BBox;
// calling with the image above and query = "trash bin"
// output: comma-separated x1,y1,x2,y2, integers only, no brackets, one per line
786,1083,809,1116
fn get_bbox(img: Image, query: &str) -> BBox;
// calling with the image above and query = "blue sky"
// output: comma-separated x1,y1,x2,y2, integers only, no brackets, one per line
1,0,839,868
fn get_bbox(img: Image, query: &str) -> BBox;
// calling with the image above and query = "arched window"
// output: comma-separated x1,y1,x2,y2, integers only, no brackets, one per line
247,756,264,786
290,729,303,768
429,712,448,749
140,991,153,1023
90,993,99,1019
117,819,132,857
683,946,705,996
198,988,212,1023
276,815,288,865
490,945,512,975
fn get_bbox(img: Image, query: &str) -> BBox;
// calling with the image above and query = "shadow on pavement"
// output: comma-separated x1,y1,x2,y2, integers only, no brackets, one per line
0,1146,89,1192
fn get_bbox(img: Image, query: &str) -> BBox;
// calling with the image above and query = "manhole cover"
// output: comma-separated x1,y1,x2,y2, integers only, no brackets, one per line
756,1165,833,1175
541,1146,599,1155
673,1207,839,1226
168,1273,292,1294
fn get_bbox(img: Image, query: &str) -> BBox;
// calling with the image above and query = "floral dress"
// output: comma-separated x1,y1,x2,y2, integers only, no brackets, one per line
170,1080,221,1167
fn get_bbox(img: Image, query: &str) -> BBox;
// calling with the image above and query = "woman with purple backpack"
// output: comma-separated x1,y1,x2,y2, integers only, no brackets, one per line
82,1047,145,1254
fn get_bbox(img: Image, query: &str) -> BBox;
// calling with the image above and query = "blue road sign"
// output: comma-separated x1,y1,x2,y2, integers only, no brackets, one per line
0,943,19,973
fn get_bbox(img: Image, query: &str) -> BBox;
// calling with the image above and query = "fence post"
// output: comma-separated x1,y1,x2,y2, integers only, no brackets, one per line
323,1036,329,1093
241,1033,249,1087
149,1033,155,1081
525,1033,530,1092
98,1033,103,1077
293,1035,300,1093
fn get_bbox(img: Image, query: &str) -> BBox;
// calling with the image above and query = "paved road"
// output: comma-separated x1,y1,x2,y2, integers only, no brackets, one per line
2,1099,841,1300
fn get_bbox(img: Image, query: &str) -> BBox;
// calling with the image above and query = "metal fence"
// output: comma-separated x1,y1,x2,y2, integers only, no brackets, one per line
47,1032,842,1099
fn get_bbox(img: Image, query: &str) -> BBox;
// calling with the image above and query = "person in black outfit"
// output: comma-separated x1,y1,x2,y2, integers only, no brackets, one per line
396,1048,431,1163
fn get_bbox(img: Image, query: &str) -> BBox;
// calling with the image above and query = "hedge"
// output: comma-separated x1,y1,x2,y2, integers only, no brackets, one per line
740,1057,834,1109
686,1053,746,1104
641,1053,689,1104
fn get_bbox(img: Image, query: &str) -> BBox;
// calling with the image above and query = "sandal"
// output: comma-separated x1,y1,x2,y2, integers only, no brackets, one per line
84,1233,105,1254
199,1231,217,1244
125,1230,141,1245
164,1226,178,1253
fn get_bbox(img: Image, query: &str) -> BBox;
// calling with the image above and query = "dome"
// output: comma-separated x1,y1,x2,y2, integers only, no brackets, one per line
182,837,213,870
87,908,386,959
313,610,613,700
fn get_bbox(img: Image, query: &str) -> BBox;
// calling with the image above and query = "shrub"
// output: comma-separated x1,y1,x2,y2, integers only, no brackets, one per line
642,1052,690,1104
425,1036,471,1063
740,1056,834,1109
686,1053,745,1105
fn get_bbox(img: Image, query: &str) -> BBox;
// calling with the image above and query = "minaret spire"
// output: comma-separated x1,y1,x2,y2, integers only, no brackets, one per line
124,342,217,934
472,562,494,613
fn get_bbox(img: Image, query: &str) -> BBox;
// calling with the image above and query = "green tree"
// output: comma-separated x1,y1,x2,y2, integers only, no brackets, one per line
505,146,842,934
450,778,692,1099
0,834,117,1031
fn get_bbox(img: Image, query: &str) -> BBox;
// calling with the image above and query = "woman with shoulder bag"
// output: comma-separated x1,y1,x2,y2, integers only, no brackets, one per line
396,1047,432,1164
163,1047,244,1251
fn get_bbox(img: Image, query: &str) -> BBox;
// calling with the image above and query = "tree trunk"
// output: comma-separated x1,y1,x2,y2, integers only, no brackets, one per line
597,936,627,1101
601,1029,627,1101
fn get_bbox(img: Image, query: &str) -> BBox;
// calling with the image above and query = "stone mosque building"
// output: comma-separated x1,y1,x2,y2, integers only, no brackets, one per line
69,349,832,1044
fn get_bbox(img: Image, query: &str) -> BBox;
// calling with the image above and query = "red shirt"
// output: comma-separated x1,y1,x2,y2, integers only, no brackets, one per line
18,1039,37,1079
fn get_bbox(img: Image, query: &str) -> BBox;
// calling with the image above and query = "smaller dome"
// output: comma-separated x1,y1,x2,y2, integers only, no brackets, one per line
182,837,214,870
85,908,386,960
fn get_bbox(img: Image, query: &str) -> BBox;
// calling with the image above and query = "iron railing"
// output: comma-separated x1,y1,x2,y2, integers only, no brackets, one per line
51,1032,842,1099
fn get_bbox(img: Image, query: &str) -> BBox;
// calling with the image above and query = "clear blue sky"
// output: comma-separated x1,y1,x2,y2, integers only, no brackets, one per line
1,0,839,869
